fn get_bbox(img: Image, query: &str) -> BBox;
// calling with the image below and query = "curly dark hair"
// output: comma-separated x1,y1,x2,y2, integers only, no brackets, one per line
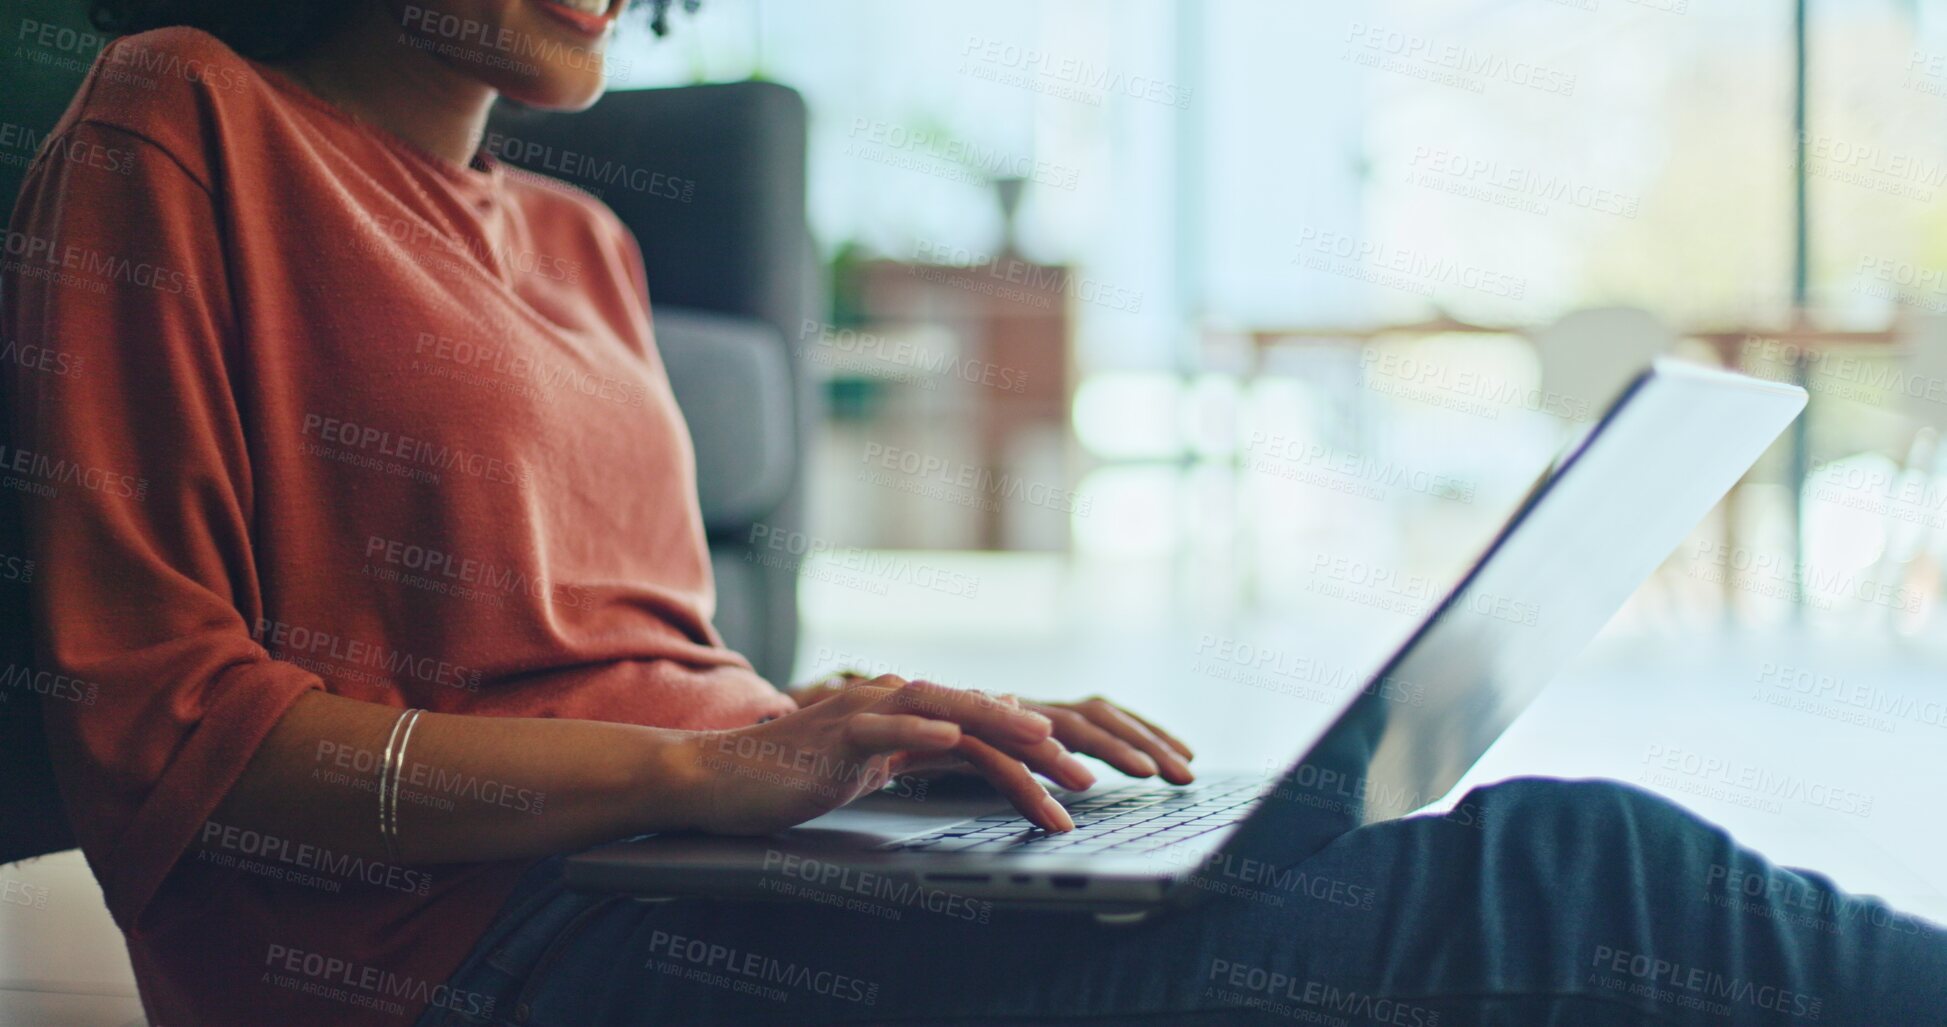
87,0,699,60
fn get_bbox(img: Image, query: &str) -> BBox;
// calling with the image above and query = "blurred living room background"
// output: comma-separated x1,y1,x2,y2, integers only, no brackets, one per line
607,0,1947,924
6,0,1947,1018
593,0,1947,653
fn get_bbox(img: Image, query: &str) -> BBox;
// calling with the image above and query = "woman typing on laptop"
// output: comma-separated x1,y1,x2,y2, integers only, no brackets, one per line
4,0,1942,1024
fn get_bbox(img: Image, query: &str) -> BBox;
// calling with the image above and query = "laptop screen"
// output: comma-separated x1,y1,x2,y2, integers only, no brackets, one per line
1222,360,1808,861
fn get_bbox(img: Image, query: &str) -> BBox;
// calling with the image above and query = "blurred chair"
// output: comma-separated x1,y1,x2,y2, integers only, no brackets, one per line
1529,307,1678,419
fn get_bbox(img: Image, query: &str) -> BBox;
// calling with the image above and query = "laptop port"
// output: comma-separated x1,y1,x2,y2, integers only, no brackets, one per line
1050,876,1088,890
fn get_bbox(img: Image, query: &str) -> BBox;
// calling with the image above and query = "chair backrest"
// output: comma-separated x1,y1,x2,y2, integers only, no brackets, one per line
0,351,78,864
1531,307,1678,423
0,0,87,867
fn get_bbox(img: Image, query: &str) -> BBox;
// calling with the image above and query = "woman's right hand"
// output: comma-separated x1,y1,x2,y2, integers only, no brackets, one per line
675,676,1096,836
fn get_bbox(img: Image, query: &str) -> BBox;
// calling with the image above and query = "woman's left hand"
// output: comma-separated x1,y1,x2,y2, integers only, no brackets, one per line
791,675,1194,785
1019,696,1195,784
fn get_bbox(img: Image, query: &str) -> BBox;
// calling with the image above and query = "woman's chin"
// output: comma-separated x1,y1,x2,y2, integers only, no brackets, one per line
495,71,609,112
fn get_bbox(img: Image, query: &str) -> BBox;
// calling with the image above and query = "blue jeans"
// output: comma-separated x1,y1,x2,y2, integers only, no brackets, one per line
413,778,1947,1025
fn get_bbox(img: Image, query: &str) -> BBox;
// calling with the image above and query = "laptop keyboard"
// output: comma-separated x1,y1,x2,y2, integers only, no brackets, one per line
880,775,1267,856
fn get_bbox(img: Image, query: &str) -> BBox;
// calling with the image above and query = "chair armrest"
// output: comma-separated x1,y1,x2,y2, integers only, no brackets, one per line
655,307,795,536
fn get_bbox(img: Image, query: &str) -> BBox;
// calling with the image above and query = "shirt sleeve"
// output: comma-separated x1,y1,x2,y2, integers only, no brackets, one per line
2,121,324,929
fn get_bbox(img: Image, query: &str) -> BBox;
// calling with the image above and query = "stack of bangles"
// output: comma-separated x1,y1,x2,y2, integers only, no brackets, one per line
378,708,426,862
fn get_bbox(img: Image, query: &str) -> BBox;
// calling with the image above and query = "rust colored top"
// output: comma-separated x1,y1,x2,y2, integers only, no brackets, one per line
3,26,792,1027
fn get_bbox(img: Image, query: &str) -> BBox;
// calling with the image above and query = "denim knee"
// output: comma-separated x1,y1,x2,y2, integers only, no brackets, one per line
1453,776,1724,857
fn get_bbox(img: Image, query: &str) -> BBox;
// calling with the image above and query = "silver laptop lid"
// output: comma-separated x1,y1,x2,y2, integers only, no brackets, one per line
1217,359,1808,862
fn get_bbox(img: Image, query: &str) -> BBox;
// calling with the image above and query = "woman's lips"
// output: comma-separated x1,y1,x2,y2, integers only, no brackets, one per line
532,0,616,38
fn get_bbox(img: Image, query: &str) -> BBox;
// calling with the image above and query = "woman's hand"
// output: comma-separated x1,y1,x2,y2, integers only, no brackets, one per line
1022,696,1196,785
792,675,1196,787
680,676,1097,836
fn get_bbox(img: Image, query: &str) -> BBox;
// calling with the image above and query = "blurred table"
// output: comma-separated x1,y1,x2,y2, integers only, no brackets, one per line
844,255,1075,551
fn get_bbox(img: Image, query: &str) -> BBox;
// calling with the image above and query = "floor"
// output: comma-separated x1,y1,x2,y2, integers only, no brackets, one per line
5,558,1944,1025
792,557,1947,925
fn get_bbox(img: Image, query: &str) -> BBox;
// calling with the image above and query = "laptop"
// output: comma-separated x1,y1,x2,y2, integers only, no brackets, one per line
566,358,1808,919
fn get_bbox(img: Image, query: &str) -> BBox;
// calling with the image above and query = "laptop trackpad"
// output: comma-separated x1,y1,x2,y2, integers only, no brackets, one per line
787,789,1016,846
